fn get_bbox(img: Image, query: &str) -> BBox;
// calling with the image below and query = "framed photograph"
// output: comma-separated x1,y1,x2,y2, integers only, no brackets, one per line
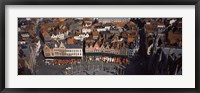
0,0,199,92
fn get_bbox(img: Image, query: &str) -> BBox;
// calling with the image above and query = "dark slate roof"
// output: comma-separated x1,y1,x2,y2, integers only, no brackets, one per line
46,41,60,48
58,39,66,43
161,48,182,57
65,44,83,48
110,30,120,32
46,42,56,48
18,32,30,35
44,32,51,41
94,26,104,28
100,31,110,34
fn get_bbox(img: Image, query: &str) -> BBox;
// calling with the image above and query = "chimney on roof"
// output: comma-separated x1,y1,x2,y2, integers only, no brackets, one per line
55,44,58,48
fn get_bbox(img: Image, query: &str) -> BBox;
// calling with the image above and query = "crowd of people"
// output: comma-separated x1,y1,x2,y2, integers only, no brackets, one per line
85,56,129,64
45,59,81,65
45,56,129,65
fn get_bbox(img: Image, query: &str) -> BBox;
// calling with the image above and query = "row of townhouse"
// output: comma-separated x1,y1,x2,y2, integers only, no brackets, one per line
85,40,128,56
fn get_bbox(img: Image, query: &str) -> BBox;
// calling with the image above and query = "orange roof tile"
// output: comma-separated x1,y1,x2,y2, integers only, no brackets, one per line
168,31,182,44
92,31,99,36
83,18,93,21
67,38,75,44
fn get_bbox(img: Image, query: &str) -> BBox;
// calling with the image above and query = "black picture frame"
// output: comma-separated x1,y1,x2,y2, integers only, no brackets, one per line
0,0,199,93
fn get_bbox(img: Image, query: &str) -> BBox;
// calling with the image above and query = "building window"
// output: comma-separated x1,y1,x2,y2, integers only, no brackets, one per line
55,52,60,56
45,53,50,56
